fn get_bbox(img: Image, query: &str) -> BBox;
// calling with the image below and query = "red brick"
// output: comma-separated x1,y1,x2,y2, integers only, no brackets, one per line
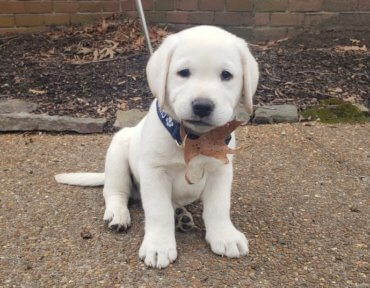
304,13,338,26
322,0,358,11
214,12,254,26
146,11,167,22
70,14,101,25
155,0,174,10
166,11,189,23
226,27,253,39
337,12,370,26
255,0,287,12
79,2,102,13
142,0,154,10
121,0,135,11
44,14,70,26
359,0,370,10
270,13,304,26
53,2,79,13
176,0,198,11
125,11,138,17
24,2,52,14
226,0,253,12
253,27,287,41
214,12,244,25
15,14,44,27
0,2,25,14
243,12,254,25
0,15,14,28
188,11,214,23
199,0,224,11
103,1,120,12
289,0,322,12
255,13,270,25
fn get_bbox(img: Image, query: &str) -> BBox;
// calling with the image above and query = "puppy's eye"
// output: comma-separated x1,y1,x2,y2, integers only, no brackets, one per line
177,69,191,78
221,70,233,81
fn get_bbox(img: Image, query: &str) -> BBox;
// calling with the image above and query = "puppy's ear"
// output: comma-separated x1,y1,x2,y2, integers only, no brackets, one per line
236,40,259,116
146,35,178,108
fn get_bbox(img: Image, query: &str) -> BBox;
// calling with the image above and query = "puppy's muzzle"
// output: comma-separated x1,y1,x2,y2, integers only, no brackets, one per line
192,98,215,118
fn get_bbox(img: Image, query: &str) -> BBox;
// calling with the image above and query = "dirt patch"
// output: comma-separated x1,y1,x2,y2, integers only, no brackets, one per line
0,16,369,131
254,30,369,109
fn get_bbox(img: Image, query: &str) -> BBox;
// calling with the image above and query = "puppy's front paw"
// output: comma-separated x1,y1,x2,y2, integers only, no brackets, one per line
206,225,249,258
139,235,177,269
103,203,131,232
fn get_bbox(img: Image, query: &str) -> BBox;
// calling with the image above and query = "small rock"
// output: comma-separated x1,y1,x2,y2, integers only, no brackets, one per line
350,206,360,213
24,262,32,270
354,103,369,115
0,113,106,133
253,105,299,124
0,99,38,114
80,228,93,239
114,109,147,129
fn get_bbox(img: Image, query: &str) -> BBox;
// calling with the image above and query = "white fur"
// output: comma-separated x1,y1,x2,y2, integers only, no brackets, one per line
55,25,259,269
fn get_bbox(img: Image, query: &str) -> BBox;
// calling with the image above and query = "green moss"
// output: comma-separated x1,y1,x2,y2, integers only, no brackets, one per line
302,98,369,124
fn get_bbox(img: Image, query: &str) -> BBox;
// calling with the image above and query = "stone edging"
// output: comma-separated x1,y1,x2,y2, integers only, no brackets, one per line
0,99,299,133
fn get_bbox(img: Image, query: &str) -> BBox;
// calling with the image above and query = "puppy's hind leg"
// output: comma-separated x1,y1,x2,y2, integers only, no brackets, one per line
175,207,195,233
103,128,133,232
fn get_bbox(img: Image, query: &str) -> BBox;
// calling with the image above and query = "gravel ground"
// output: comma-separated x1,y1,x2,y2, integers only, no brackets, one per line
0,123,369,287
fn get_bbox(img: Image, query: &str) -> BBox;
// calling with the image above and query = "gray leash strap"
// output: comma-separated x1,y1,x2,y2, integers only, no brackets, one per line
134,0,153,55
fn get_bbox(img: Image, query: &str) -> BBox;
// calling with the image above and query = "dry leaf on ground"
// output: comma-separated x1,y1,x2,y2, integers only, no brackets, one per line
29,89,47,95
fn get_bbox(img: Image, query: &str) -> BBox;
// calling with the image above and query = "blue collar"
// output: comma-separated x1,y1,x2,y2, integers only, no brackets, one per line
156,101,232,146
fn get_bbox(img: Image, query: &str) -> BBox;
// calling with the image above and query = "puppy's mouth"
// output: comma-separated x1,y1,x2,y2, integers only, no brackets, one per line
183,119,215,134
184,119,212,127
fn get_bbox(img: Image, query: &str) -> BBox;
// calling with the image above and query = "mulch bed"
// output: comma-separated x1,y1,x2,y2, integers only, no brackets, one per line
0,15,369,132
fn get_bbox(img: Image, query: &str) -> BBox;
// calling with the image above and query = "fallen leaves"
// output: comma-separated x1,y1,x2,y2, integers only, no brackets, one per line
328,87,343,94
30,16,169,65
97,19,109,34
63,16,169,64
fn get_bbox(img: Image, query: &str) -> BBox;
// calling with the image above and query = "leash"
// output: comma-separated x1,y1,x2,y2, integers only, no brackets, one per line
134,0,153,55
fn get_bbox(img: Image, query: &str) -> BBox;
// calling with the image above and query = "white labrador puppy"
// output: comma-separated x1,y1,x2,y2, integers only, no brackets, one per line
55,25,259,269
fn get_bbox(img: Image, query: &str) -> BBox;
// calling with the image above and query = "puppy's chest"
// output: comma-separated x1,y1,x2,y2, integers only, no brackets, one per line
166,155,222,206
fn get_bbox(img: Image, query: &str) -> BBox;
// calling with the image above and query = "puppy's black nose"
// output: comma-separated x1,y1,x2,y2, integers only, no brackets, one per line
192,98,214,118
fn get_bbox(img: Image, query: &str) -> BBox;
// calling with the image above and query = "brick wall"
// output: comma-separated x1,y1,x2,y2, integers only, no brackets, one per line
1,0,369,40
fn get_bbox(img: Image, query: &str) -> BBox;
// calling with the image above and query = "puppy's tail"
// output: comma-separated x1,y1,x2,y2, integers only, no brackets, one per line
55,173,105,186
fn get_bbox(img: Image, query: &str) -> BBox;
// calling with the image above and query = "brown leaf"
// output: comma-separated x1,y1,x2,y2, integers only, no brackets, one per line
97,106,108,115
328,87,343,94
182,120,242,184
117,100,127,110
29,88,47,95
93,49,99,61
182,120,242,165
335,45,367,52
97,19,109,34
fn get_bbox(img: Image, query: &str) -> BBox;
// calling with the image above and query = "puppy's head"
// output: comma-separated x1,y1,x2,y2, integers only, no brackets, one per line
146,26,259,134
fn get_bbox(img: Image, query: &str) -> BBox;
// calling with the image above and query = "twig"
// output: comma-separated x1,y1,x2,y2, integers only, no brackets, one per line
0,35,18,41
0,36,21,48
71,57,125,66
